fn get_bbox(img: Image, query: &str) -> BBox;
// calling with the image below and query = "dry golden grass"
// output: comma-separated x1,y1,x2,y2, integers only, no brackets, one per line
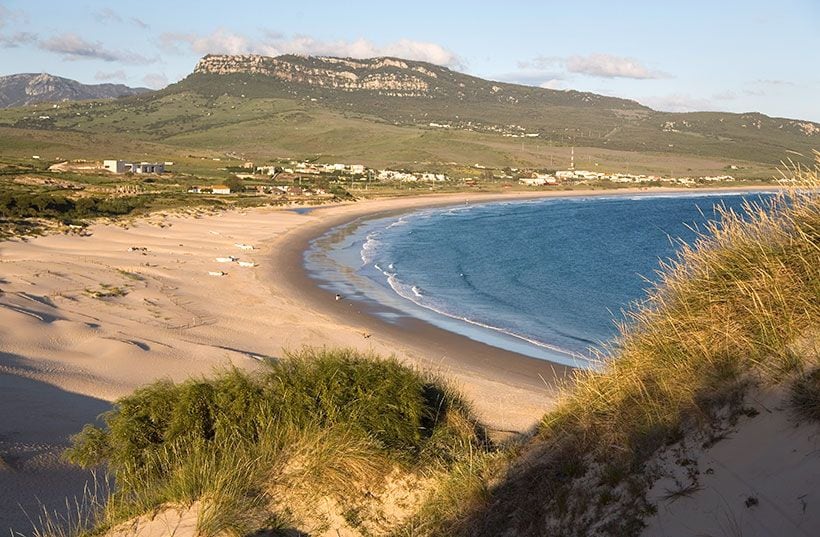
410,153,819,536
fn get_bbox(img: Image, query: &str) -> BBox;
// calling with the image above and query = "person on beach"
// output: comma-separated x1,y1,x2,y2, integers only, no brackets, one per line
335,294,342,301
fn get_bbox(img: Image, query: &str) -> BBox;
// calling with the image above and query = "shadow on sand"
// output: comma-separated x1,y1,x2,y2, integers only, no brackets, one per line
0,352,111,536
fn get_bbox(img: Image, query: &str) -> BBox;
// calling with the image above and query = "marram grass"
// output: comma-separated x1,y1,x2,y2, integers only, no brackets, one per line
543,167,820,460
439,157,820,536
62,347,488,536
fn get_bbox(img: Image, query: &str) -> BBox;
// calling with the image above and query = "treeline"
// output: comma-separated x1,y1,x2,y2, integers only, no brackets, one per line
0,190,143,220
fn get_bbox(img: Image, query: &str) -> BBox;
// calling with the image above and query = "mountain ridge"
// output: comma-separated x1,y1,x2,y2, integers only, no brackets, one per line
191,53,649,110
0,54,816,171
161,53,818,165
0,73,151,109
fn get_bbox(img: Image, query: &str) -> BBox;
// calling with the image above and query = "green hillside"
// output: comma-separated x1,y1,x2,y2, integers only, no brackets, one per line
0,54,815,179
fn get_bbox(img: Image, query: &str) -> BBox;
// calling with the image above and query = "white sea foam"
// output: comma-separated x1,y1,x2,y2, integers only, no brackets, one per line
360,232,380,265
383,271,590,365
387,216,410,229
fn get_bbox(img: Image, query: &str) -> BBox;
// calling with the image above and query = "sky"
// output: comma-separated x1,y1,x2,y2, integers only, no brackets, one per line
1,0,818,121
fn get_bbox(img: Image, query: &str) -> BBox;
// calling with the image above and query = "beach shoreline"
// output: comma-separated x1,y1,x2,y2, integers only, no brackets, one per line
0,184,780,533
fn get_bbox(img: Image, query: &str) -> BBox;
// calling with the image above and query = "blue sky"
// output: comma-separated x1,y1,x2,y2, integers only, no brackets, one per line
1,0,818,121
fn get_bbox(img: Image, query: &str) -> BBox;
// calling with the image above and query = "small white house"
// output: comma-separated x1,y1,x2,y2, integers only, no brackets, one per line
103,160,166,174
188,185,231,194
133,162,165,174
103,160,129,173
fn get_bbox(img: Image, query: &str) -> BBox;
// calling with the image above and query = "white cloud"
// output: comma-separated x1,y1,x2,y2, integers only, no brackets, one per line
519,56,562,70
161,29,251,56
540,78,568,90
0,5,22,28
94,7,122,23
497,70,565,87
565,54,666,79
754,79,795,87
641,94,714,113
40,32,155,64
0,31,36,48
160,29,463,68
95,70,127,82
0,5,34,47
503,53,666,89
713,90,738,101
142,72,168,89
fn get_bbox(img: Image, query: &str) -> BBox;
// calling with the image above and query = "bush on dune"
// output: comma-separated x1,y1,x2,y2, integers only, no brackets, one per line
64,348,487,535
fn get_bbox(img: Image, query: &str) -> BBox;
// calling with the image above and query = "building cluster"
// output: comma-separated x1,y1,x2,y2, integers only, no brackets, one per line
254,185,327,197
188,185,232,195
518,173,558,186
376,170,448,182
250,159,450,183
256,162,366,176
426,120,540,138
518,169,737,187
103,160,167,174
563,170,735,185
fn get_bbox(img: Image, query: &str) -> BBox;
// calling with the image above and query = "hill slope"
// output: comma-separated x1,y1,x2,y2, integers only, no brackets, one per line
169,54,818,165
0,73,150,108
0,54,816,177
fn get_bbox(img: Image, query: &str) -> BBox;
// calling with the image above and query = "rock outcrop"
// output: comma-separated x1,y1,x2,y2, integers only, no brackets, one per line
194,54,440,96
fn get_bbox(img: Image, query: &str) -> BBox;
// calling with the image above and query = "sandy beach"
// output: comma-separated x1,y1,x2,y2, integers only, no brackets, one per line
0,185,779,533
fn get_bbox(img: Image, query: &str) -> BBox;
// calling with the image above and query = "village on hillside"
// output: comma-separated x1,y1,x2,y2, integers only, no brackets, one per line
92,155,743,196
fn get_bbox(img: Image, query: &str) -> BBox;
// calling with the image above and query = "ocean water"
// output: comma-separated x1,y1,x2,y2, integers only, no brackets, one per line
305,192,773,367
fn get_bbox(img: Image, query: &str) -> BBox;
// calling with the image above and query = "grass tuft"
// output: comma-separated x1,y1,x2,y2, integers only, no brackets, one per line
61,347,488,535
790,368,820,421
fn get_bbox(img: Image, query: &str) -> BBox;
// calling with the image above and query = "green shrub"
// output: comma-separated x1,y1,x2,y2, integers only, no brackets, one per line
65,348,486,532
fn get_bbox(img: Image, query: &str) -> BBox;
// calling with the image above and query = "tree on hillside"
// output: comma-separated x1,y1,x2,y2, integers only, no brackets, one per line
225,177,244,193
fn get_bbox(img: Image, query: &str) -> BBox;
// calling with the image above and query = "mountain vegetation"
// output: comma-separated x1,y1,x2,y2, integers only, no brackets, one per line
0,54,816,179
0,73,149,109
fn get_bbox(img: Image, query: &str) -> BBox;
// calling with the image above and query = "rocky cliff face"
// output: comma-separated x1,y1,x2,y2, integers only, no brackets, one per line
0,73,150,108
194,54,440,96
189,53,657,109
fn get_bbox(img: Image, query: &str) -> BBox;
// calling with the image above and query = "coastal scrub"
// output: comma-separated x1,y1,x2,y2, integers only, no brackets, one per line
65,348,489,536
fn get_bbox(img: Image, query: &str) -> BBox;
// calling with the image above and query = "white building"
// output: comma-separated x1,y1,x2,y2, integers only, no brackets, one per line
520,174,556,186
103,160,128,173
188,185,231,194
104,160,166,174
377,169,418,182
